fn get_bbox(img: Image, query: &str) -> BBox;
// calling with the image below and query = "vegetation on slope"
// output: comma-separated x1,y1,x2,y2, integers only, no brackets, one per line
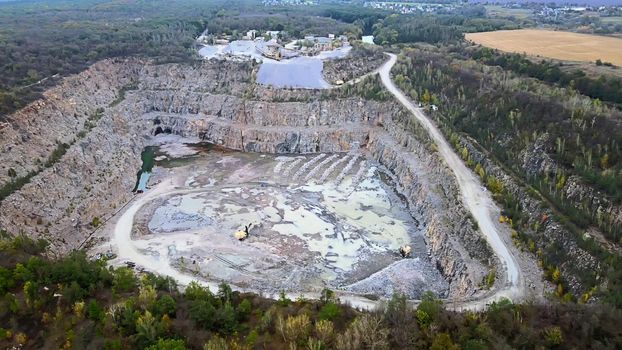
1,234,621,349
466,47,622,108
392,45,622,306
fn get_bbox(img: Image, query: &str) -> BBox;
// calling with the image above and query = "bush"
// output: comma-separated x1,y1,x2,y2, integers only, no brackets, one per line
236,299,251,321
319,302,341,321
314,320,334,345
278,314,311,344
145,338,187,350
216,302,238,334
153,295,177,317
113,267,137,294
88,300,104,321
190,300,216,330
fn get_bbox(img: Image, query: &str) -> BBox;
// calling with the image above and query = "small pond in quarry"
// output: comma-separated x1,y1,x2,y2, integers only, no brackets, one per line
129,142,449,299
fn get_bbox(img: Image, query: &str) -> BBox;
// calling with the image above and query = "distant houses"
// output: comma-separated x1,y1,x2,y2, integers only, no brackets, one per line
301,35,347,53
197,28,352,61
245,30,258,40
256,40,282,60
362,35,375,45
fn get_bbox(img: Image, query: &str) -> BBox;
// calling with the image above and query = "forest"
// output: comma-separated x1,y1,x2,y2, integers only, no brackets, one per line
466,47,622,107
1,234,620,349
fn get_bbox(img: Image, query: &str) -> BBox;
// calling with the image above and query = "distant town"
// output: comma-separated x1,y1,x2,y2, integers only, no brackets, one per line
197,29,358,61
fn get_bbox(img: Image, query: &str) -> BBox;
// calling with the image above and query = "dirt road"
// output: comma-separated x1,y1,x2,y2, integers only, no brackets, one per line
108,54,527,311
379,53,525,309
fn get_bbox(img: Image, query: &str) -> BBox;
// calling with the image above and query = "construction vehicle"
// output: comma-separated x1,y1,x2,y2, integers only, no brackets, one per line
399,245,412,258
234,223,252,241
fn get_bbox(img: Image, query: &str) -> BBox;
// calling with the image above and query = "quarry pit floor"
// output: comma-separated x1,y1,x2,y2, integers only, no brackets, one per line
100,144,448,300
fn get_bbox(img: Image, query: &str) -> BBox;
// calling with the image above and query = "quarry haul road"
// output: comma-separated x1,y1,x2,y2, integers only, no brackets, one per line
379,53,525,309
109,54,526,311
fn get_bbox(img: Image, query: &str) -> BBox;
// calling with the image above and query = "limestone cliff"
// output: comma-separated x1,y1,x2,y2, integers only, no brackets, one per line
0,59,494,299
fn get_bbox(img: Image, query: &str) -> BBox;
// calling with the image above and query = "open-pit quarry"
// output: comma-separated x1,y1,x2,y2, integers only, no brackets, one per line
0,56,545,307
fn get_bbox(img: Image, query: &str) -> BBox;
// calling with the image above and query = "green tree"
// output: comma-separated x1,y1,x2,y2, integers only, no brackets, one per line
431,333,459,350
190,300,216,330
136,311,158,346
185,281,213,301
319,302,341,321
0,267,15,294
145,338,187,350
113,267,137,294
87,300,104,321
153,295,177,317
236,299,251,321
217,302,238,334
417,292,442,326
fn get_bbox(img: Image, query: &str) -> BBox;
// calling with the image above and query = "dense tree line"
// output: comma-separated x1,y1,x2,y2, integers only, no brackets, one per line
320,7,388,35
204,14,360,40
1,234,621,349
466,47,622,107
372,14,520,45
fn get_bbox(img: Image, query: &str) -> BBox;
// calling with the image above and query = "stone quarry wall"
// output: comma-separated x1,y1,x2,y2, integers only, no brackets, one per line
0,59,494,298
0,58,143,188
459,135,600,296
367,117,494,298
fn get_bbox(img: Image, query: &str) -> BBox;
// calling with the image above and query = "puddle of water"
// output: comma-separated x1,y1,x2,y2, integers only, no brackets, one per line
132,146,157,192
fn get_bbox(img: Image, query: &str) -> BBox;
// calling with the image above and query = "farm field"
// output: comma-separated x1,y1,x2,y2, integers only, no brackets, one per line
601,16,622,24
466,29,622,66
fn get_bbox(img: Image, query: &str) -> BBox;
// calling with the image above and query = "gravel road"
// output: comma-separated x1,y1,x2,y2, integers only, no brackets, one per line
379,53,525,309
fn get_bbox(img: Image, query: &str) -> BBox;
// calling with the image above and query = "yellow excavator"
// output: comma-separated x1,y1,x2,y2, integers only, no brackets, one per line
399,245,412,258
234,223,252,241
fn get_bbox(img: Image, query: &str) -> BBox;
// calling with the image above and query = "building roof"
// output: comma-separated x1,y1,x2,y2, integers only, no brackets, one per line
315,37,332,44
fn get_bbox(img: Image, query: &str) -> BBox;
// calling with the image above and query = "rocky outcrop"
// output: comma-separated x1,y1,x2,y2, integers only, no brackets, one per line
367,118,493,298
0,58,142,188
323,44,386,84
460,136,599,296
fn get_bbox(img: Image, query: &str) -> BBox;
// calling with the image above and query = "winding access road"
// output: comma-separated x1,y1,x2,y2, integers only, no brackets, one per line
379,53,524,309
108,54,527,311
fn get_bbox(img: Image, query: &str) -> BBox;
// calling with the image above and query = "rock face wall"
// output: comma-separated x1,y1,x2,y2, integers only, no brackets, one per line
367,118,493,297
460,136,600,296
0,59,493,298
0,59,142,186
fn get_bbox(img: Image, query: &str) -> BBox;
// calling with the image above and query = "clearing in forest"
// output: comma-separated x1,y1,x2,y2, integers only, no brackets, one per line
466,29,622,66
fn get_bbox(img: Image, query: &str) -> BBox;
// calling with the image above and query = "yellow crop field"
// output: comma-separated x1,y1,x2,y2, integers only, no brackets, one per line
465,29,622,66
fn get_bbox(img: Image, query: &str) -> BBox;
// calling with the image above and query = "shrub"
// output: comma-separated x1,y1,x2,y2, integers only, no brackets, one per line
336,315,389,350
319,302,341,321
314,320,334,345
87,300,104,321
139,284,158,310
431,333,459,350
278,290,291,306
544,326,563,346
203,336,229,350
185,282,213,301
190,300,216,330
216,302,238,334
113,267,137,294
153,295,177,317
145,338,187,350
237,299,251,321
278,314,311,344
